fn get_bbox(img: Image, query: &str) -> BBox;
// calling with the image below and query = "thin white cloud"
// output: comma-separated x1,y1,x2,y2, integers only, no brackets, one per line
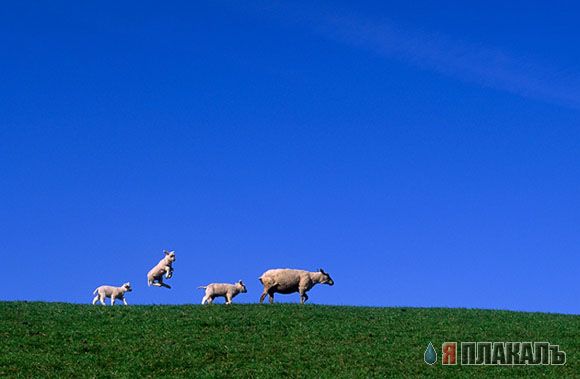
253,3,580,110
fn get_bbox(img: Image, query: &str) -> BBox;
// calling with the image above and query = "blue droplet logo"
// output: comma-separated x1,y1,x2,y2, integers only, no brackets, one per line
424,342,437,365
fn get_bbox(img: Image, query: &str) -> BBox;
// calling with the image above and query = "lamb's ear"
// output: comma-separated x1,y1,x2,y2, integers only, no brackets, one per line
239,280,244,285
164,250,169,255
319,268,326,274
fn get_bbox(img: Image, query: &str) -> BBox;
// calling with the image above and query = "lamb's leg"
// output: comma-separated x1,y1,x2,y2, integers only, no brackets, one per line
207,296,214,304
268,290,275,304
201,295,208,305
92,295,99,305
122,297,128,306
99,296,106,305
259,289,268,304
155,277,171,289
300,291,309,304
110,296,115,306
225,294,232,305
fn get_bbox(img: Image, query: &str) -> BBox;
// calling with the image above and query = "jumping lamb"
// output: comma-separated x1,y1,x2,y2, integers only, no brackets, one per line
92,282,132,306
147,250,176,288
198,280,247,304
258,268,334,304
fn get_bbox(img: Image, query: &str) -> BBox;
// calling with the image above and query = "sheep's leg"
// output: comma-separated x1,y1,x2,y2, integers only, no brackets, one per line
99,296,106,305
92,295,99,305
207,296,214,304
164,266,172,279
110,296,116,306
123,298,128,306
225,294,232,305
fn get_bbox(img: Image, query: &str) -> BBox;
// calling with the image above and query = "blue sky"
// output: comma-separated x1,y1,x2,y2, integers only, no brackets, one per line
1,1,578,314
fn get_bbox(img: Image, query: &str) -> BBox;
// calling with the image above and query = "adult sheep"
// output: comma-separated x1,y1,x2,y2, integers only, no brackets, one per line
258,268,334,304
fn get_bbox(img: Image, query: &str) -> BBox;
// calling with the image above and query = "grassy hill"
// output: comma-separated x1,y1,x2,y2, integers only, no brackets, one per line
0,302,577,378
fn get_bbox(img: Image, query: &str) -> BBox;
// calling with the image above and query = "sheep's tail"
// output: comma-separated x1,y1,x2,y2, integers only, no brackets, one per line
197,286,207,289
258,276,264,285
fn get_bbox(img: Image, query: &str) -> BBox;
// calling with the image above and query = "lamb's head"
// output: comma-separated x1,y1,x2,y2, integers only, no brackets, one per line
164,250,176,263
236,280,247,293
122,282,133,292
318,269,334,286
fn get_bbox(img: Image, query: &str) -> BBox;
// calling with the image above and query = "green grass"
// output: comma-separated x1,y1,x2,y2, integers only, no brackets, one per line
0,302,577,378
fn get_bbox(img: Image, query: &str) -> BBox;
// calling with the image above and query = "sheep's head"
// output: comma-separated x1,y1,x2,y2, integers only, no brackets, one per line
319,269,334,286
123,282,133,292
164,250,176,262
237,280,248,293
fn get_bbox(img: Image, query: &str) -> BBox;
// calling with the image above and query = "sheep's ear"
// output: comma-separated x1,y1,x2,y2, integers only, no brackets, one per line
319,268,326,274
239,280,244,285
164,250,169,255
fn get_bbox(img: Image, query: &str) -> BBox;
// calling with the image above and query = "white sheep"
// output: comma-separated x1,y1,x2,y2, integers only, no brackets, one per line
92,283,132,306
147,250,176,288
198,281,247,304
259,268,334,304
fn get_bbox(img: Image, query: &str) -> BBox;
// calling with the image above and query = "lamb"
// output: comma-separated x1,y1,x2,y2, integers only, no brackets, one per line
259,268,334,304
198,281,247,304
92,282,132,306
147,250,176,288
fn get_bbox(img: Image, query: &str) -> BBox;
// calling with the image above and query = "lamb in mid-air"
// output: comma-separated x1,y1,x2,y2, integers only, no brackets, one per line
92,282,132,306
198,281,247,304
147,250,176,288
258,268,334,304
